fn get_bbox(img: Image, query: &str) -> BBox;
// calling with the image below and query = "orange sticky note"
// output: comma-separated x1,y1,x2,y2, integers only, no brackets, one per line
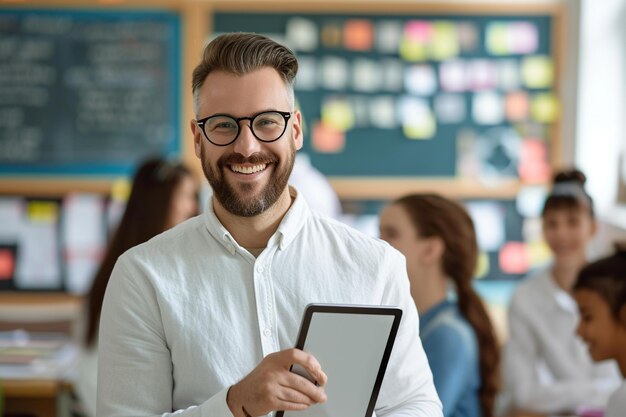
505,91,529,122
312,121,345,153
344,20,374,51
0,249,15,280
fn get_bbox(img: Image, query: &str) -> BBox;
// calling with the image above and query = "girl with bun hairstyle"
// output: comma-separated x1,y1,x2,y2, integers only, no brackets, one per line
380,193,500,417
502,169,621,415
574,244,626,417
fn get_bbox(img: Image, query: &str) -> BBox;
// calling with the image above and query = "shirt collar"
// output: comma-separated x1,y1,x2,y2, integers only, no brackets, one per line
203,185,310,253
542,270,579,314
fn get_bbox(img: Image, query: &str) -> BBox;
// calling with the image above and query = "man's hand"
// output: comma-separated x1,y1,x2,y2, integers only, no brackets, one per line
227,349,328,417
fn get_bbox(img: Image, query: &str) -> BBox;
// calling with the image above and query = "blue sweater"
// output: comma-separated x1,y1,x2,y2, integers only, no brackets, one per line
420,299,481,417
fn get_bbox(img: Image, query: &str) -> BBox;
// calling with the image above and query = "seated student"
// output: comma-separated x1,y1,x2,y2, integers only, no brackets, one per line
75,158,199,417
380,193,500,417
502,169,621,415
574,244,626,417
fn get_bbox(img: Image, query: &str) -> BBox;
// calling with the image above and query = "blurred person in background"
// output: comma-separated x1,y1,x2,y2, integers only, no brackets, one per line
380,193,500,417
502,169,621,416
574,244,626,417
75,157,199,417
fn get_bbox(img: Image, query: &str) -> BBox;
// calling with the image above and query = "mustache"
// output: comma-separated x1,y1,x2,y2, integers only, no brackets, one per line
218,152,278,167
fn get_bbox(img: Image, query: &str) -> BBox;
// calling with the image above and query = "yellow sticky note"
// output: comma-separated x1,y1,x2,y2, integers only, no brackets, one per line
321,99,355,132
399,38,427,62
27,201,58,224
486,23,509,55
522,56,554,88
475,251,490,279
403,113,436,140
111,178,131,202
430,22,459,61
531,93,559,123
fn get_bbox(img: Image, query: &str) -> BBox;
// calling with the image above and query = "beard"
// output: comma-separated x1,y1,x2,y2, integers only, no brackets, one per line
201,140,295,217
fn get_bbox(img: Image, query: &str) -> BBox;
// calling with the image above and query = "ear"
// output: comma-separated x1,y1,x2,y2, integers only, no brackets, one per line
292,110,303,151
190,119,203,159
420,236,445,266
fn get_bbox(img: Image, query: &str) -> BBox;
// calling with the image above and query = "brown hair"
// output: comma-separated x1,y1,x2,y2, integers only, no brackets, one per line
395,193,500,417
542,169,594,218
85,158,197,347
191,32,298,112
574,243,626,319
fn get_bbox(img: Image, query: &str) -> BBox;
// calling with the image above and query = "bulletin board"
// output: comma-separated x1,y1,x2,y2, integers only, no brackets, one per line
209,2,564,199
0,9,181,179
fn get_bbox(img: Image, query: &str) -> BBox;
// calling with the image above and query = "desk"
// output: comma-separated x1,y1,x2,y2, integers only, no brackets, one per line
3,379,65,417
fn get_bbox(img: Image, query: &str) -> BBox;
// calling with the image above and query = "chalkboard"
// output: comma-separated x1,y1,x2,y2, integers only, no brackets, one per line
0,9,180,176
212,10,558,182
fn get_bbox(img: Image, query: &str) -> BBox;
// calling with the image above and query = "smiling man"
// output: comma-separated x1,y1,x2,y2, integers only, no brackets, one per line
96,33,442,417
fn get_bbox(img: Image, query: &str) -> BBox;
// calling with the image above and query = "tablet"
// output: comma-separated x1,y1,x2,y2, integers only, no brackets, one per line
277,303,402,417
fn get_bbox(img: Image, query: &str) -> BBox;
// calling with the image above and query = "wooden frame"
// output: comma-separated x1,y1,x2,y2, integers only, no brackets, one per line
0,0,567,200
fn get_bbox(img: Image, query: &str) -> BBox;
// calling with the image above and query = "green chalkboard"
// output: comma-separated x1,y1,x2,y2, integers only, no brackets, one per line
0,9,181,176
212,10,556,181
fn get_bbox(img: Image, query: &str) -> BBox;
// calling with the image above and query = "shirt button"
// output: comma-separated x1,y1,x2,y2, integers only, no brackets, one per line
263,328,272,337
257,265,264,273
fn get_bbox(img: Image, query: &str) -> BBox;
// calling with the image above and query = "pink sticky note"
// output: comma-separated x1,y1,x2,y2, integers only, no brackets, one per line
499,242,529,274
312,121,345,153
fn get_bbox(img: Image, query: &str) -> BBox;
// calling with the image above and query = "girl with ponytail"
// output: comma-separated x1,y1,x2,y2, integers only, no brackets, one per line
502,169,621,416
380,193,500,417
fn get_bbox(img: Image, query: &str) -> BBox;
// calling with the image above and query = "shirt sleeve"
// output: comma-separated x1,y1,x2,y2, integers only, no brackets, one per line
503,291,612,414
422,325,474,417
96,255,234,417
374,249,443,417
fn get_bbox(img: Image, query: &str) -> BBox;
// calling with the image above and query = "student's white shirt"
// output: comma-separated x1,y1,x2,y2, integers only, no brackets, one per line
97,187,442,417
605,380,626,417
75,346,97,417
502,267,621,415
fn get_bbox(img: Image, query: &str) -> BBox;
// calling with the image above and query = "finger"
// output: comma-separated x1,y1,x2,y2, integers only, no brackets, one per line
276,385,316,406
284,373,328,403
293,352,327,387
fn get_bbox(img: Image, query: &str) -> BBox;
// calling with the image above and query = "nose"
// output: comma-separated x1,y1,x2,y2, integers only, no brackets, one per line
232,122,262,158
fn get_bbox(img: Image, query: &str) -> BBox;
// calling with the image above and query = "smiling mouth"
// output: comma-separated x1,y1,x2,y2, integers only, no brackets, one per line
229,163,268,175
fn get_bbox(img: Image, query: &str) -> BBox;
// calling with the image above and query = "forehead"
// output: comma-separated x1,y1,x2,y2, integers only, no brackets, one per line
381,204,413,227
575,289,608,310
196,67,291,116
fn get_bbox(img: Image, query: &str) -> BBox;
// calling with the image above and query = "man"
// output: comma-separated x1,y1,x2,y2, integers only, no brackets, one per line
97,33,442,417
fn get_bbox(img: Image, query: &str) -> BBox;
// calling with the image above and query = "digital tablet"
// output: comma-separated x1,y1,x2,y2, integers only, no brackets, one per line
277,303,402,417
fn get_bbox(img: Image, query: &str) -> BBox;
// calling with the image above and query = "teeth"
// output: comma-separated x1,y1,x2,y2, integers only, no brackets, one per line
231,164,266,174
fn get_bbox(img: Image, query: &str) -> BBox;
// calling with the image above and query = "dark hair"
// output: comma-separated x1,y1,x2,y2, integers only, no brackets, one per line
85,158,196,347
574,243,626,319
542,169,594,218
192,32,298,110
394,193,500,417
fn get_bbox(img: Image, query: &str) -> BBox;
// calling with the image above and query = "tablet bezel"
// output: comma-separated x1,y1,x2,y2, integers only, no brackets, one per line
276,303,402,417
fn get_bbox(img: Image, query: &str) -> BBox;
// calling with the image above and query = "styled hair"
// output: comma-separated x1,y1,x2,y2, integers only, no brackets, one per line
191,32,298,114
542,169,594,218
394,193,500,417
85,158,197,346
574,243,626,319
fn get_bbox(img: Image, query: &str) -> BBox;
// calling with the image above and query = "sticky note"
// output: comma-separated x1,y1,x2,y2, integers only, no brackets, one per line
405,64,437,95
352,58,381,92
399,97,436,140
344,19,374,51
434,93,466,124
26,201,59,224
510,22,538,54
321,97,355,132
439,59,467,92
498,59,521,91
457,22,479,52
321,23,343,48
530,93,559,123
0,248,15,280
522,55,554,88
466,201,506,252
527,239,552,268
312,121,345,154
518,138,551,183
286,18,318,52
295,56,317,91
369,96,397,129
376,20,403,54
320,56,349,90
475,251,490,279
380,59,404,92
505,91,529,121
399,37,427,62
486,23,509,55
499,242,529,274
472,91,504,125
468,59,498,91
430,21,459,60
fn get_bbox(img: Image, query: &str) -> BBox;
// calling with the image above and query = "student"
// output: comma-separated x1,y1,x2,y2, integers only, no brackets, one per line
502,169,621,415
380,193,500,417
75,158,199,417
574,244,626,417
96,33,442,417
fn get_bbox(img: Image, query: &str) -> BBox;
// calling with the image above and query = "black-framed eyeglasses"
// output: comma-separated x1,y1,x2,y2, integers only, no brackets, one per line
195,110,292,147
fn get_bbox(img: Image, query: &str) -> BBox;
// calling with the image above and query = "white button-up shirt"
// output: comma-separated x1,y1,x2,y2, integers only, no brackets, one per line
502,267,621,414
97,188,442,417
